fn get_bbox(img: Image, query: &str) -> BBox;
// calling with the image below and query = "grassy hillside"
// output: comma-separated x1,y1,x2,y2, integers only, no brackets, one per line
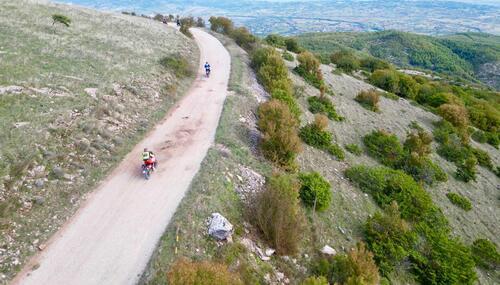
145,27,499,284
297,31,500,89
0,0,197,281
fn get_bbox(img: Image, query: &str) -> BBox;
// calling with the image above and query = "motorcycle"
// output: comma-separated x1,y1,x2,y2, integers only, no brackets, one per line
142,163,153,180
205,68,211,78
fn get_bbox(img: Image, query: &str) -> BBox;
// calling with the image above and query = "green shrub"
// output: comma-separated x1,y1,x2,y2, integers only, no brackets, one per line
401,130,447,185
300,123,332,149
326,143,345,160
397,74,419,99
411,233,477,285
307,96,343,121
471,129,487,143
230,27,256,51
364,202,417,276
301,276,328,285
345,143,362,156
331,51,360,73
209,16,234,34
345,166,447,230
271,89,301,119
456,156,478,182
470,147,493,169
370,69,400,94
356,89,380,112
313,243,380,285
438,103,469,129
360,57,391,72
52,14,71,27
253,174,305,255
471,239,500,270
486,131,500,148
401,155,447,185
168,258,243,285
282,51,294,61
299,115,345,160
363,130,404,167
285,38,301,53
258,100,302,170
159,55,193,78
265,34,286,47
446,192,472,211
298,172,332,211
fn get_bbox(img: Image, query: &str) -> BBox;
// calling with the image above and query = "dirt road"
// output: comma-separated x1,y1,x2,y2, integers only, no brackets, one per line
13,28,230,285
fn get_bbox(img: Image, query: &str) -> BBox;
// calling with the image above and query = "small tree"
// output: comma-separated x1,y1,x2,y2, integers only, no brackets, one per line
298,172,332,211
297,51,320,75
196,17,205,27
285,38,301,53
52,14,71,27
253,174,305,255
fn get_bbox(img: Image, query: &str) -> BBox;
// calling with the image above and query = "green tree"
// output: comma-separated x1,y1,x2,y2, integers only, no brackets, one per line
285,38,301,53
298,172,332,211
209,16,234,34
370,70,399,93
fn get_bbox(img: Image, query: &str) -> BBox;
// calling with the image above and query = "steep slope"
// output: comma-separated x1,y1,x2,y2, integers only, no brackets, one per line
144,34,499,284
0,0,197,282
297,31,500,89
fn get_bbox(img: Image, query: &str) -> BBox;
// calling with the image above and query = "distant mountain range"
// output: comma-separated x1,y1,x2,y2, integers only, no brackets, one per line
57,0,499,35
297,31,500,89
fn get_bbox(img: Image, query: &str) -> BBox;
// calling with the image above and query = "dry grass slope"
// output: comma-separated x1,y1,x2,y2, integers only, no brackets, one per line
0,0,197,281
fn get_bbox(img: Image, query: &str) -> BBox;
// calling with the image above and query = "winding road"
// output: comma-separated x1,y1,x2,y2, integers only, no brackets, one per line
13,27,230,285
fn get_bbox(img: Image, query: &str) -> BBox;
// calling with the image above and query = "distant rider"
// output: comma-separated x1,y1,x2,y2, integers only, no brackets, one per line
142,148,156,171
204,62,211,76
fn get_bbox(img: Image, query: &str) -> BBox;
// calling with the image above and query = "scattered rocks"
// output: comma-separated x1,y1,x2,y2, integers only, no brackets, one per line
52,167,65,179
0,85,24,95
207,213,233,241
34,179,44,188
235,165,265,201
321,245,337,255
84,88,98,99
13,122,30,128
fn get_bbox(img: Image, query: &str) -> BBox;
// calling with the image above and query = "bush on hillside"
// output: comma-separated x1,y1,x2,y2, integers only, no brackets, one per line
167,258,243,285
283,51,294,61
230,27,256,51
446,192,472,211
307,96,344,121
300,119,333,148
209,16,234,34
455,156,478,182
403,130,432,158
298,172,332,211
470,147,493,169
397,74,419,99
159,55,193,78
411,233,477,285
253,174,305,255
471,238,500,270
364,202,417,275
326,144,345,160
296,52,324,89
370,69,400,93
52,14,71,27
363,130,404,167
196,17,205,27
360,57,391,72
471,129,488,144
271,89,301,119
313,243,380,285
258,100,302,170
285,38,301,53
331,51,360,73
256,50,291,93
265,34,286,48
438,103,469,129
355,89,380,112
345,166,447,229
345,143,362,156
